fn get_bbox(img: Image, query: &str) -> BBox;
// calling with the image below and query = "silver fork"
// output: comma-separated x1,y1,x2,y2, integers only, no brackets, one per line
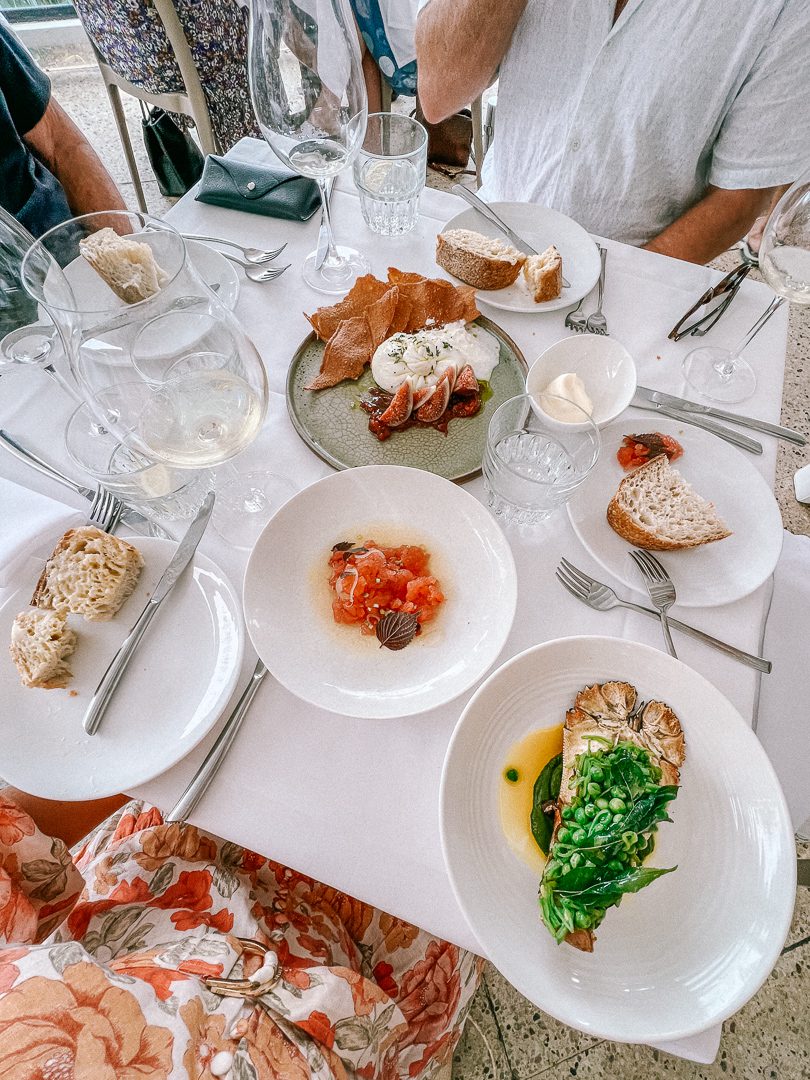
87,485,124,533
555,558,770,672
180,234,287,264
564,296,588,333
585,247,608,335
629,549,677,658
216,253,290,283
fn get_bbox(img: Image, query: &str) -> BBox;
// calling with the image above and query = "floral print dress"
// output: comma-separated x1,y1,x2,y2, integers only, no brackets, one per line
0,797,481,1079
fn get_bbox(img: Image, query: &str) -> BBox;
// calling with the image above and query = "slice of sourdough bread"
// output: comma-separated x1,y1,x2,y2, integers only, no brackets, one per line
607,454,731,550
522,244,563,302
79,226,169,303
32,526,144,621
436,229,526,290
10,609,77,689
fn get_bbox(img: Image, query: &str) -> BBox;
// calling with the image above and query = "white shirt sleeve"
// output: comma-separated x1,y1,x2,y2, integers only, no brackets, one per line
709,0,810,190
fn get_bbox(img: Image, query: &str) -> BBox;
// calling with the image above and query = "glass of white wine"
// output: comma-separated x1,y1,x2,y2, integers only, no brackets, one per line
21,211,283,545
683,174,810,403
248,0,369,294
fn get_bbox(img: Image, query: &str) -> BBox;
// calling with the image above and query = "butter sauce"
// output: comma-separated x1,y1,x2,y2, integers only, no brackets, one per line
499,724,564,875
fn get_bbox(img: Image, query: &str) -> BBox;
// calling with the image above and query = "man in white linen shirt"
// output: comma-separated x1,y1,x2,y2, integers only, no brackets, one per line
415,0,810,263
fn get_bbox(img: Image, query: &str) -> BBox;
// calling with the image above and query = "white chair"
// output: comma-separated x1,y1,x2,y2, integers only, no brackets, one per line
87,0,218,212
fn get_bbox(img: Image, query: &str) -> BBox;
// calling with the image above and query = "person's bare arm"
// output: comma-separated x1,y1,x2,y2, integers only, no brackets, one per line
416,0,527,123
23,97,126,216
643,185,778,265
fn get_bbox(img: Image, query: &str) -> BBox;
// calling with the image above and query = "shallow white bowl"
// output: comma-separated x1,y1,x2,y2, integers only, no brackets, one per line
527,334,637,428
440,635,795,1043
243,465,517,718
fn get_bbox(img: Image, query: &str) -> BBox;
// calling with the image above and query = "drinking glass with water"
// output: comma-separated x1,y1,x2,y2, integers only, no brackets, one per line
354,113,428,236
483,394,601,527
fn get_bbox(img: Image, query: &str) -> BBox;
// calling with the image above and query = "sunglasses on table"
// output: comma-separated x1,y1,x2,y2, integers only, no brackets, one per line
668,262,752,342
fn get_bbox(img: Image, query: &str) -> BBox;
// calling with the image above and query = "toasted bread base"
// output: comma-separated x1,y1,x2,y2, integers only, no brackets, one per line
436,231,526,290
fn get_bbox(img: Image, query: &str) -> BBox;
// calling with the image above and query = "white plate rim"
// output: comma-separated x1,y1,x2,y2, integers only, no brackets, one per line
440,202,601,313
0,537,245,799
439,633,796,1043
566,417,784,608
242,464,518,718
185,238,241,312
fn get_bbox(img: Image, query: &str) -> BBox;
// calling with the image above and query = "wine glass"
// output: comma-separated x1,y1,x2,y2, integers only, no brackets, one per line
248,0,369,294
21,210,285,546
683,174,810,403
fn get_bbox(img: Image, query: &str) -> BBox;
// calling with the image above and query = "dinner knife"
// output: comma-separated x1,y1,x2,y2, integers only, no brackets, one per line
451,184,572,287
83,491,215,736
630,397,763,454
0,429,170,539
635,386,806,445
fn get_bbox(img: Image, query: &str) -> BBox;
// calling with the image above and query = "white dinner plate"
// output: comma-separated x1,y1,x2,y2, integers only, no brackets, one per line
440,635,795,1044
186,239,240,311
0,536,244,800
243,465,517,718
567,418,783,607
440,203,601,313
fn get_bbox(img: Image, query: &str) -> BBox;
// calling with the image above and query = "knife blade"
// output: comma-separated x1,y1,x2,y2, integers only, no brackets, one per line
83,491,215,736
635,386,806,445
0,429,171,539
631,397,763,454
451,184,572,287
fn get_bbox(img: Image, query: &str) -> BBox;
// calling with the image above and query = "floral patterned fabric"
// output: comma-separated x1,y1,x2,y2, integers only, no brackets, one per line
0,797,481,1078
74,0,261,152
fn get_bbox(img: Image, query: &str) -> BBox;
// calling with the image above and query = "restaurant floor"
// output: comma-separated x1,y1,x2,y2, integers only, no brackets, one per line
34,41,810,1080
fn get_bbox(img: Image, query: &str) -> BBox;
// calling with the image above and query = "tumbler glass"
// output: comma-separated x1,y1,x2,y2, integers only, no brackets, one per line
353,113,427,235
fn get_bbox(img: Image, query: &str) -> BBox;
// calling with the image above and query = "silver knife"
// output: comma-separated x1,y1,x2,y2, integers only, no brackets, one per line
0,429,171,539
451,184,571,287
83,491,215,736
635,386,806,446
631,397,763,454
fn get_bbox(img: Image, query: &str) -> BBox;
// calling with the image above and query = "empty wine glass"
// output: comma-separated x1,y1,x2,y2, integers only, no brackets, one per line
684,173,810,403
248,0,368,294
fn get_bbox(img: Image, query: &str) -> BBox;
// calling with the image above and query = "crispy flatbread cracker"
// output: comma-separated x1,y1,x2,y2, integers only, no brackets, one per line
304,316,374,390
306,275,390,341
388,291,413,336
365,286,400,349
387,268,426,286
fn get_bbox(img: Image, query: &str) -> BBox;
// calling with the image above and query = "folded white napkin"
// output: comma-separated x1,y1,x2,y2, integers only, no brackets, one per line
756,530,810,830
0,477,84,588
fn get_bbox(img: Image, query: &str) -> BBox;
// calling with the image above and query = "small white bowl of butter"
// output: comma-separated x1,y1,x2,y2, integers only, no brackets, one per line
526,334,637,429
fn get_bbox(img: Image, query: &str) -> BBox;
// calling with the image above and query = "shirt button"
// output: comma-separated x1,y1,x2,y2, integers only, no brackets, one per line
570,138,581,152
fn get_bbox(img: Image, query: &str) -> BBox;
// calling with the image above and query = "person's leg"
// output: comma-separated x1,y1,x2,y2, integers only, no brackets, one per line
362,40,383,113
2,787,128,849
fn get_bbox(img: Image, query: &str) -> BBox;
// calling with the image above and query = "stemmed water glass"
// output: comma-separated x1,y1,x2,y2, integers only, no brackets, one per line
248,0,369,294
683,173,810,403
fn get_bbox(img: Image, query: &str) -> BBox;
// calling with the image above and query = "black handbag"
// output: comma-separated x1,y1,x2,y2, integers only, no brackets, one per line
140,103,205,197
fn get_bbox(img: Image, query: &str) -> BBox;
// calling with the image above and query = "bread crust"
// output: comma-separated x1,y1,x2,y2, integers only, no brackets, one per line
436,231,525,290
523,246,563,302
606,455,731,550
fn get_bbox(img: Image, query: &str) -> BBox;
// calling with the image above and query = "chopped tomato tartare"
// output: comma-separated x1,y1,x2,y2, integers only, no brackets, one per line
328,541,445,635
616,432,684,471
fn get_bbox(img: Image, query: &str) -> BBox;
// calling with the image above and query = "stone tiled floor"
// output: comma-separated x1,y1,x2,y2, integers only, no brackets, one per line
37,40,810,1080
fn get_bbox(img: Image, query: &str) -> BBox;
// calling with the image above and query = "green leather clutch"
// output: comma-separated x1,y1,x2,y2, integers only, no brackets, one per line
195,155,321,221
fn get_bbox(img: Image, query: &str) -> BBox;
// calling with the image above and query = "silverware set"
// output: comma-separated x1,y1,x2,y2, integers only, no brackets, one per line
565,246,608,334
182,233,290,283
556,557,771,672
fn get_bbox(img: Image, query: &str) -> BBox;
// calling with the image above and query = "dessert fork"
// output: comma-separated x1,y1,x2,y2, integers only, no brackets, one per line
180,234,287,264
585,247,608,335
216,252,290,283
629,549,677,658
555,558,770,672
564,296,588,333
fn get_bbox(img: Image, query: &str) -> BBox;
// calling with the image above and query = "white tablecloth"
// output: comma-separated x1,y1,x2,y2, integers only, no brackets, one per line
0,138,796,1064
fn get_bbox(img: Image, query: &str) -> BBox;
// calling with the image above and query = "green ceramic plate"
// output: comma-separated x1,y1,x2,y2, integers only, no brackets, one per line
286,316,527,481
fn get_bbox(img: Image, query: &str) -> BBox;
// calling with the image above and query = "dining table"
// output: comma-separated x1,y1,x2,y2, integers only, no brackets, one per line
0,136,804,1065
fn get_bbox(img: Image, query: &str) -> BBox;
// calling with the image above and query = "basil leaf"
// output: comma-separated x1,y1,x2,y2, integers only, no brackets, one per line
530,753,562,856
557,865,676,905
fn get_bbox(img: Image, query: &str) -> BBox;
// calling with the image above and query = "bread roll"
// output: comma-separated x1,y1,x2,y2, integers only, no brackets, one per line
606,455,731,550
10,610,77,689
32,526,144,621
436,229,526,290
79,226,169,303
523,245,563,302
